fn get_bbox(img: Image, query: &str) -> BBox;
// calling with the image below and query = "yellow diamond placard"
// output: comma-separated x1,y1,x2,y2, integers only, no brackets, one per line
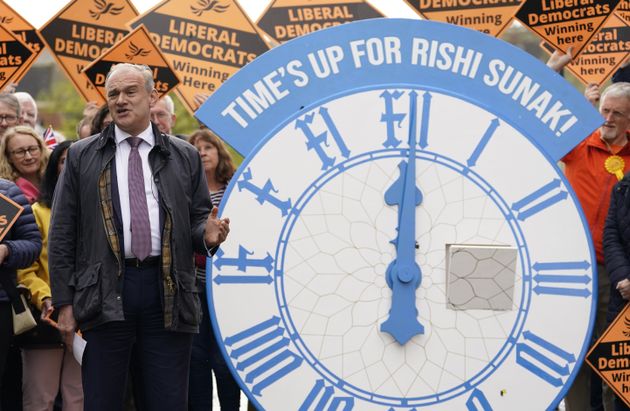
586,303,630,408
257,0,383,44
616,0,630,24
515,0,621,57
130,0,270,115
541,14,630,85
0,1,46,84
39,0,138,104
404,0,523,37
0,25,32,91
83,25,181,102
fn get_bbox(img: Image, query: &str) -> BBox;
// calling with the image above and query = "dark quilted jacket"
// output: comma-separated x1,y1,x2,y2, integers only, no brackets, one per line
603,175,630,323
0,179,42,302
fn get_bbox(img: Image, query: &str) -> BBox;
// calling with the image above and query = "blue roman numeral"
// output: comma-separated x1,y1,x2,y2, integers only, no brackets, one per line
511,179,567,221
418,91,431,149
212,246,274,285
466,118,500,167
516,330,576,387
380,90,405,148
299,379,354,411
224,316,303,396
466,389,492,411
380,90,431,149
295,106,350,170
237,168,292,216
532,260,592,298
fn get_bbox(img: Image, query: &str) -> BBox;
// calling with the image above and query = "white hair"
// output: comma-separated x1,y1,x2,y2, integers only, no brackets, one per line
162,94,175,115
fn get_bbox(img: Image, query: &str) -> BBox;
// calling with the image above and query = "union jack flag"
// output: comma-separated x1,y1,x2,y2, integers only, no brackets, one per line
43,125,57,150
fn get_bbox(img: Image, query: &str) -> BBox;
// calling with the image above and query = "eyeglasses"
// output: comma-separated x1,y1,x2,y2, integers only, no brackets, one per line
10,146,40,159
0,115,18,124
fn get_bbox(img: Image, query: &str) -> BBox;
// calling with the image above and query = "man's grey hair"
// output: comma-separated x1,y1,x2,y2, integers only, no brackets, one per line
0,93,20,117
162,94,175,115
13,92,36,108
602,82,630,103
105,63,154,92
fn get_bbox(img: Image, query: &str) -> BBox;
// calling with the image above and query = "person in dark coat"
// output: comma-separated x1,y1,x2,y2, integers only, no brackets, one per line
0,178,42,394
49,63,230,411
603,128,630,411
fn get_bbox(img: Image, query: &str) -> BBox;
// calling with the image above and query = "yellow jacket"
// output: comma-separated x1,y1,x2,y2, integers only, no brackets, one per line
17,203,50,311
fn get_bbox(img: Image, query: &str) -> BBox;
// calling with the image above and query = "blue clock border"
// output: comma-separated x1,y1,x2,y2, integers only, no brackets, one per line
196,18,603,163
207,83,598,409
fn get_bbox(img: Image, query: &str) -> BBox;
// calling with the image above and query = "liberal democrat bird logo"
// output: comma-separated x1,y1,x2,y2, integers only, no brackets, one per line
623,316,630,338
89,0,124,20
125,42,151,60
0,16,13,24
190,0,229,17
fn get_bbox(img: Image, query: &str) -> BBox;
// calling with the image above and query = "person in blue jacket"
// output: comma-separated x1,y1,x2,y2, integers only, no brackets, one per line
0,177,42,396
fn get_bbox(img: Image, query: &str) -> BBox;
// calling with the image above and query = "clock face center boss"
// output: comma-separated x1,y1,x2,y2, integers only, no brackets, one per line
197,19,602,411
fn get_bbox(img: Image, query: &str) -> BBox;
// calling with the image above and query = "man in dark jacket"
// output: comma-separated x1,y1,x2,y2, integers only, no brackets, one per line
49,63,229,411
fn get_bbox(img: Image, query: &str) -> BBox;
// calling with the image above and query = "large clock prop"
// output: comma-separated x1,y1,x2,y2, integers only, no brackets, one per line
196,19,603,410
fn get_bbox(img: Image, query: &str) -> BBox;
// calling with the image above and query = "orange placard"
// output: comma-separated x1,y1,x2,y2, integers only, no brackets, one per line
586,303,630,408
0,1,46,84
0,25,32,91
39,0,139,104
0,191,23,243
257,0,383,44
541,14,630,86
130,0,270,115
83,25,181,101
515,0,620,58
403,0,523,37
617,0,630,24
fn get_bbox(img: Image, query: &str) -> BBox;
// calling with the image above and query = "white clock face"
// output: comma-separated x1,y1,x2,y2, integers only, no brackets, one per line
209,88,595,410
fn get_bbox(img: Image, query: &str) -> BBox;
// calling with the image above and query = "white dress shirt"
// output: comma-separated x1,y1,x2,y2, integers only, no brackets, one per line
114,124,161,258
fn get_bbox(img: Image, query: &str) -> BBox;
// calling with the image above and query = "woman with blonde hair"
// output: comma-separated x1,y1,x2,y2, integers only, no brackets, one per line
187,129,240,410
0,126,49,204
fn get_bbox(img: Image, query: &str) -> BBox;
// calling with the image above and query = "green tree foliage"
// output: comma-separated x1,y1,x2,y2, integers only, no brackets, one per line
172,95,243,166
36,69,85,140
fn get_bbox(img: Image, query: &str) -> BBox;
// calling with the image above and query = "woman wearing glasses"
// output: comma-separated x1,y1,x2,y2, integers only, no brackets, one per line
0,126,49,204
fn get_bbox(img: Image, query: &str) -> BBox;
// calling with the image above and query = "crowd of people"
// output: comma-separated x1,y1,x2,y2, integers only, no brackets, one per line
0,64,239,411
0,52,625,411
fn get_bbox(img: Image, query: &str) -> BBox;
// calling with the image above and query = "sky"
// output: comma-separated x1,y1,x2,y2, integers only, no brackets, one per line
5,0,420,28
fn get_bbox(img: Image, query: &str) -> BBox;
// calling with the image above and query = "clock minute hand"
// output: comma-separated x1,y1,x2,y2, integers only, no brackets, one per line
381,91,424,345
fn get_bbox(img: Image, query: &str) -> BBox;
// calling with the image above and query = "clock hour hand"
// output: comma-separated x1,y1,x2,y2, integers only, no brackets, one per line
381,91,424,345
